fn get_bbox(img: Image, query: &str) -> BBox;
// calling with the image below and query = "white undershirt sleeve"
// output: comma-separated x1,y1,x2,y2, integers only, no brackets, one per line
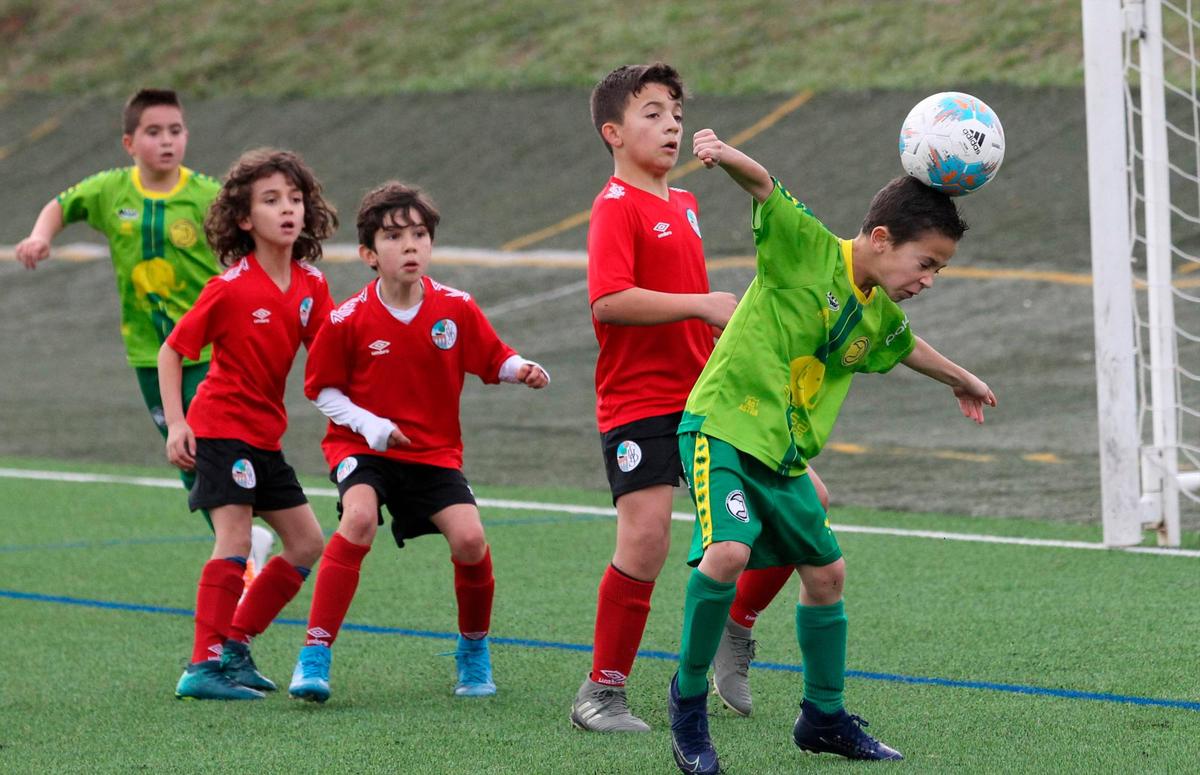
498,354,550,385
313,387,397,452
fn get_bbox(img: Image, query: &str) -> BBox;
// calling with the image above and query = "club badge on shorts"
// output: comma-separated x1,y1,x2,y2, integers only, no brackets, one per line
725,490,749,522
336,456,358,483
616,440,642,472
231,458,257,489
431,319,458,350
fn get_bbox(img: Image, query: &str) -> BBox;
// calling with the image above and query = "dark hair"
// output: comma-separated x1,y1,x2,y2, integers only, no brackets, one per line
123,88,182,135
204,148,338,266
860,176,968,245
356,181,441,250
590,63,685,154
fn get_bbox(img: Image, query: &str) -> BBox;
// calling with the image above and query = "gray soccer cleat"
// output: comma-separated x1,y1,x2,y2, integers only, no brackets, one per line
713,617,756,716
570,676,651,732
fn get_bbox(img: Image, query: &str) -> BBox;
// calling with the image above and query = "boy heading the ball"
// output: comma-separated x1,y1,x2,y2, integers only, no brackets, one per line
666,129,996,773
570,63,739,733
288,181,549,704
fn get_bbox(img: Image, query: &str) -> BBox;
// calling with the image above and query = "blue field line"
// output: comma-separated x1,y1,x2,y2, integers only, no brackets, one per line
4,587,1198,713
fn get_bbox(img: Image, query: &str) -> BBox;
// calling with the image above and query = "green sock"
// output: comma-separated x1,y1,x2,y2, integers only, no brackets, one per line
677,568,736,698
796,600,847,714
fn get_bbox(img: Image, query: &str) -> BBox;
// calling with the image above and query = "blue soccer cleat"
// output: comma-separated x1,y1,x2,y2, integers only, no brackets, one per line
176,659,265,701
220,639,277,692
668,673,720,775
454,635,497,697
792,699,904,760
288,644,332,703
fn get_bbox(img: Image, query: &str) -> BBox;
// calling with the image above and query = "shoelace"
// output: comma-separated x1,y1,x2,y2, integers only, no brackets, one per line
299,649,329,678
729,634,756,677
592,687,631,716
456,646,490,684
840,714,883,756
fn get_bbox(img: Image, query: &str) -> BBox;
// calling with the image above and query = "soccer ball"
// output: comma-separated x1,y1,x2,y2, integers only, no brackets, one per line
899,92,1005,196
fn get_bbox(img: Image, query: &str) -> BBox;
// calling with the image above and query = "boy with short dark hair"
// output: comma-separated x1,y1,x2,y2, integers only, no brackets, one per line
288,181,549,704
666,128,996,773
14,88,274,573
571,63,738,733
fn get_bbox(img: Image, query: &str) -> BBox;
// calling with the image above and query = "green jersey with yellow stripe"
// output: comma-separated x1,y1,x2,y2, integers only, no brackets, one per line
58,166,220,367
679,179,916,476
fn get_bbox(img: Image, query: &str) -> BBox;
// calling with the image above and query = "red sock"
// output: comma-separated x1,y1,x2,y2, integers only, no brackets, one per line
453,546,494,639
589,564,654,686
304,533,371,647
191,558,246,664
729,565,794,629
229,556,306,643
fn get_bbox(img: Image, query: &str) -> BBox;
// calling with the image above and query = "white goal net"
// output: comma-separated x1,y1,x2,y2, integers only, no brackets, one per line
1085,0,1200,546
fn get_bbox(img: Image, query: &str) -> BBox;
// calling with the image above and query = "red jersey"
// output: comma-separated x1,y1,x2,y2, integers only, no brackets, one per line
305,276,517,470
586,177,715,432
167,254,332,450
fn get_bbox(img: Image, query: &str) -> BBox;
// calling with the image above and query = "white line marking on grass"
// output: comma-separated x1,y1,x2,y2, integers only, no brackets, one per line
2,467,1197,558
485,279,589,317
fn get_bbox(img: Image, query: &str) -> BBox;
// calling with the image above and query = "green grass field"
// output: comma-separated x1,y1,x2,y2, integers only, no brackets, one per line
3,459,1199,773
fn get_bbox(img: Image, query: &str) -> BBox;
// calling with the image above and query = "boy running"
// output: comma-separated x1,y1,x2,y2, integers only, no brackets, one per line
667,129,996,773
571,63,738,733
287,181,549,704
161,148,337,700
14,88,274,574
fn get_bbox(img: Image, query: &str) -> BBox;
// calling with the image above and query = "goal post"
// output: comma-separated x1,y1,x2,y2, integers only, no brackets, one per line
1083,0,1200,546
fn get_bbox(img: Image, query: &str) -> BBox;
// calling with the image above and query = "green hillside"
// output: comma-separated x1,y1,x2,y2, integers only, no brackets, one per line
1,0,1084,97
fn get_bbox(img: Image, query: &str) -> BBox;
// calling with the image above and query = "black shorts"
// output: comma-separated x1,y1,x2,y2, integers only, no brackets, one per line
331,454,476,549
599,412,686,503
188,438,308,513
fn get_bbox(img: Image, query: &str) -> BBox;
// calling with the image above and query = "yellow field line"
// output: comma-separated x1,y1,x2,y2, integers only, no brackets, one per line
500,90,815,252
0,113,64,162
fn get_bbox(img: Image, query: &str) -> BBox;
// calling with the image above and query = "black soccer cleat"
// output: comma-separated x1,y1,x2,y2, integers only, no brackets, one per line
792,699,904,761
668,673,721,774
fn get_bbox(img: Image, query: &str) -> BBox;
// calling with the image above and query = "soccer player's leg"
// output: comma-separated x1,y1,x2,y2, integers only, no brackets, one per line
176,502,263,701
225,494,323,691
431,501,497,697
668,433,759,773
289,467,379,703
781,480,901,761
717,466,827,715
572,484,672,732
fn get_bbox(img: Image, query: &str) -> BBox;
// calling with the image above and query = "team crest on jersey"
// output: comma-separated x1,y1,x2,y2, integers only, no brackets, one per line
299,297,313,327
168,219,199,249
231,459,256,489
725,490,749,523
686,208,701,238
604,182,626,200
431,319,458,350
841,336,870,366
336,456,358,483
827,292,840,311
616,440,642,472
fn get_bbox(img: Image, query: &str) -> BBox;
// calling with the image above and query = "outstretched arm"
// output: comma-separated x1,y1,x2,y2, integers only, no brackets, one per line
902,336,997,424
15,199,65,269
693,128,774,203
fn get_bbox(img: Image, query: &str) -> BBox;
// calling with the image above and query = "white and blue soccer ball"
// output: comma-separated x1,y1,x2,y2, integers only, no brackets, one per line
899,92,1005,196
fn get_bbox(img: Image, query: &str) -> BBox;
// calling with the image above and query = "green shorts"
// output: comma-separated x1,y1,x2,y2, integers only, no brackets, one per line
134,363,209,439
679,432,841,570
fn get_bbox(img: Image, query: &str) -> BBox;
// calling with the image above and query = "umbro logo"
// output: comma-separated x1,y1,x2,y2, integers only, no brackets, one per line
654,221,673,239
252,308,271,324
604,182,626,200
369,339,390,356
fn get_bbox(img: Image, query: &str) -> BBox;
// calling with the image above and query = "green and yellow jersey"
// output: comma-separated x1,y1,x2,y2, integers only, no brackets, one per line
58,166,221,367
679,179,916,476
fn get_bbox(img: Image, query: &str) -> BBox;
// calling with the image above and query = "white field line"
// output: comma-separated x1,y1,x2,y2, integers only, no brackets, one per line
2,467,1197,558
485,278,589,317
